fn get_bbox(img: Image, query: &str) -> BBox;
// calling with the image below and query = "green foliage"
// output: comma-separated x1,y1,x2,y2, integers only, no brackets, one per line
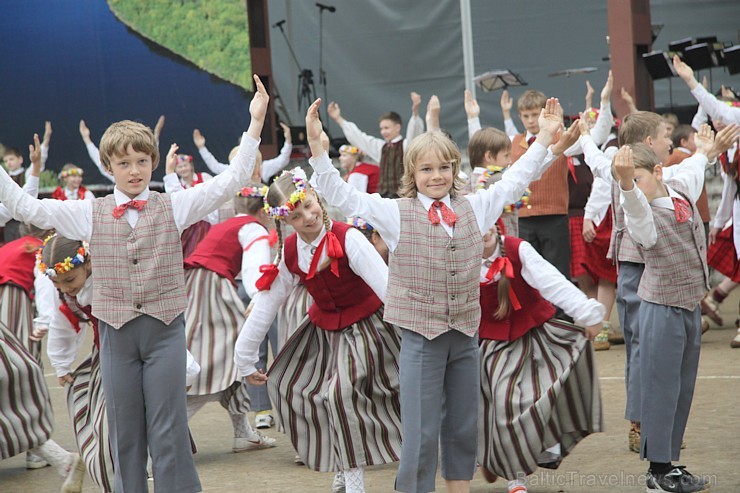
107,0,252,90
39,170,59,189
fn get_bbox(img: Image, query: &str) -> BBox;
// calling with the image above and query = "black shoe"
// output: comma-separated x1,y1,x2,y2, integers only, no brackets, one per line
646,466,709,492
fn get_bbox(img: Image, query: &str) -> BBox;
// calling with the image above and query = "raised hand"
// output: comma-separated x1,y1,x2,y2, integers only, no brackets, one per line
279,122,292,144
538,98,564,136
29,133,42,168
327,101,342,122
577,113,591,136
693,123,715,157
500,89,512,119
154,115,166,142
306,98,326,157
165,143,179,175
707,123,740,162
585,80,595,110
672,55,697,87
462,89,480,120
249,74,270,123
613,146,635,190
426,95,441,131
620,87,637,114
411,91,422,116
42,121,52,147
600,70,613,104
192,129,206,149
551,119,581,156
79,119,92,144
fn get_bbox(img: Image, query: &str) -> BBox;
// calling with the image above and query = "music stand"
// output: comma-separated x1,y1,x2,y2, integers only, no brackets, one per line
724,45,740,75
548,67,598,78
473,70,527,92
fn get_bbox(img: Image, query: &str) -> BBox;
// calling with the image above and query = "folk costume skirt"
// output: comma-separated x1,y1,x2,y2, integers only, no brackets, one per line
267,308,402,472
707,224,740,282
0,322,53,459
0,283,40,360
478,319,603,479
180,220,211,260
184,268,246,397
583,209,617,283
568,215,589,279
67,347,114,492
276,283,314,349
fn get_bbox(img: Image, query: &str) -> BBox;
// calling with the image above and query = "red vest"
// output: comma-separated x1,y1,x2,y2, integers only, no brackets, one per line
59,296,100,349
51,186,89,201
184,215,263,285
479,236,555,341
284,222,382,331
0,236,43,297
350,163,380,194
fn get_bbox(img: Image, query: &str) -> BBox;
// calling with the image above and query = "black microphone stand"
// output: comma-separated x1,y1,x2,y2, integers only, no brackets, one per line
272,20,316,113
316,3,336,133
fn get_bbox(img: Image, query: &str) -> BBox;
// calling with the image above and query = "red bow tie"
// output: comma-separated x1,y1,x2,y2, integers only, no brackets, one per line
672,197,692,224
428,200,457,227
112,199,147,219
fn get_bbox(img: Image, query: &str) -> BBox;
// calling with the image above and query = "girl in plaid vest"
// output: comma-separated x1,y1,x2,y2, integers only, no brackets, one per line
306,96,574,493
235,168,402,493
615,138,715,493
40,234,201,492
476,224,604,493
0,75,269,493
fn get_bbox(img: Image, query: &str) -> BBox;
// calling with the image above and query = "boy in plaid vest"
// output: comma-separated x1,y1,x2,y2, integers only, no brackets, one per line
0,75,269,493
308,96,576,493
615,135,715,493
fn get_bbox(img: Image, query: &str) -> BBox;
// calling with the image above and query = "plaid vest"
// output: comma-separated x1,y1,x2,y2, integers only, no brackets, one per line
607,179,644,263
378,140,404,198
90,192,187,329
511,133,569,217
385,197,483,339
637,180,709,310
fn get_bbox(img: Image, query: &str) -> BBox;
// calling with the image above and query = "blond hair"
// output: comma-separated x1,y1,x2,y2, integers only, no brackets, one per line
234,182,267,216
99,120,160,171
629,143,661,172
618,111,663,146
398,131,465,198
468,128,511,167
517,90,547,112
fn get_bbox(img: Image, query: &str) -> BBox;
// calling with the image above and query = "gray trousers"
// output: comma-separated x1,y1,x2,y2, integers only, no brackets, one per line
395,329,479,493
639,301,701,463
617,261,644,422
518,215,571,281
99,314,201,493
238,282,279,412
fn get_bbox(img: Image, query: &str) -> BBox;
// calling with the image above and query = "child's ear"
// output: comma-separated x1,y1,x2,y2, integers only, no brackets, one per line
654,164,664,181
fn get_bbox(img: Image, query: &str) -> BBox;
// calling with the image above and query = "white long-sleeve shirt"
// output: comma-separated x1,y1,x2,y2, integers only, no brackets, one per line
0,176,39,226
309,142,555,253
0,135,259,241
33,269,59,330
85,142,116,183
200,141,292,183
584,176,611,226
691,84,740,125
234,222,388,376
620,152,706,249
338,114,424,164
238,220,273,300
481,239,605,327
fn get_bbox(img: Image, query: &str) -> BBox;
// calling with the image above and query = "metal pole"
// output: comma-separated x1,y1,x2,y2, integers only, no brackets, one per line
460,0,476,98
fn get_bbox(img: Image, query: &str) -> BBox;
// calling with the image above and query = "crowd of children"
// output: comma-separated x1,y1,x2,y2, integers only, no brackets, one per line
0,53,739,493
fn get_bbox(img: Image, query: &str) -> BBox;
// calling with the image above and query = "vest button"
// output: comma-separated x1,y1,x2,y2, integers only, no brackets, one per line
450,294,456,300
450,246,456,251
136,303,142,309
132,259,138,265
450,271,456,276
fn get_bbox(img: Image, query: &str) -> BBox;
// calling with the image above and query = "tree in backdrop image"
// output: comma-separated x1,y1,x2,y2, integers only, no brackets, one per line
107,0,252,90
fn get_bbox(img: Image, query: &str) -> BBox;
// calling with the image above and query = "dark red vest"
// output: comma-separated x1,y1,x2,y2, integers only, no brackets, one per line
184,215,263,285
350,163,380,194
284,222,382,330
0,236,43,297
479,236,556,341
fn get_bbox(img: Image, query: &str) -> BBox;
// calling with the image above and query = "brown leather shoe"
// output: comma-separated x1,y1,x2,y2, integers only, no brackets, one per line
701,296,724,326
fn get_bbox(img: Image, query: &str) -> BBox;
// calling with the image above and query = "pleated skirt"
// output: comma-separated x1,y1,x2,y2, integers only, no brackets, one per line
478,319,603,479
267,309,402,472
184,268,245,396
0,283,40,360
180,220,211,259
707,225,740,282
276,283,314,349
0,322,53,459
66,348,114,492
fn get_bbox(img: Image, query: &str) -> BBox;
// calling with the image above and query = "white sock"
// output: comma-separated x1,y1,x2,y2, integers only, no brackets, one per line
344,467,365,493
508,477,527,492
31,440,72,477
229,413,256,438
545,443,561,456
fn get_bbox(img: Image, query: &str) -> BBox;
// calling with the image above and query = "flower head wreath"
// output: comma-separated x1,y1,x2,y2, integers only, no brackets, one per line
59,167,83,179
351,217,374,231
263,167,308,219
36,234,89,279
238,184,269,198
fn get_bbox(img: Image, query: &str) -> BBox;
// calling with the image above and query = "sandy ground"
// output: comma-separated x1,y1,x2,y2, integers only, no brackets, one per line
2,292,740,493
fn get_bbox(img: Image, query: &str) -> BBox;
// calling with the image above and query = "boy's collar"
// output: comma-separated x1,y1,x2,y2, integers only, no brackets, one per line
113,187,150,205
7,167,25,177
387,135,403,144
417,192,451,211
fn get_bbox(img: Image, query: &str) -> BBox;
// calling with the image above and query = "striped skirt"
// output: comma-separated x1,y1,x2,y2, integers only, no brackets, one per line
0,322,53,459
180,220,211,259
0,283,40,361
478,319,603,479
267,309,402,472
67,348,114,492
185,268,246,396
276,283,314,349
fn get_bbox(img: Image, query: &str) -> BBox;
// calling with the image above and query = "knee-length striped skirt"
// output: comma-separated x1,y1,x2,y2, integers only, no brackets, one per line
185,268,246,396
67,347,114,492
276,283,314,348
267,308,402,472
478,319,603,479
0,283,40,361
0,322,53,459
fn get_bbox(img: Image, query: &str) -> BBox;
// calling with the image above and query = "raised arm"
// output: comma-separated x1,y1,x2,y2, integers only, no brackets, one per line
425,95,441,132
615,146,656,248
501,90,520,139
261,122,293,182
80,120,115,183
591,71,615,146
405,92,425,145
328,101,384,162
464,89,482,139
674,54,740,125
193,129,230,175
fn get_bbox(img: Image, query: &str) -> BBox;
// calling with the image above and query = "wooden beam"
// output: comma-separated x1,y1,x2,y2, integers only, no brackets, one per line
247,0,277,159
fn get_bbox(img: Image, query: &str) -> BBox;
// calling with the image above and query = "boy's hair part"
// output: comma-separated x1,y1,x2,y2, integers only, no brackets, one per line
468,128,511,167
630,143,661,172
379,111,402,126
618,111,663,146
3,147,23,158
399,131,465,198
99,120,160,171
672,124,696,149
517,90,547,112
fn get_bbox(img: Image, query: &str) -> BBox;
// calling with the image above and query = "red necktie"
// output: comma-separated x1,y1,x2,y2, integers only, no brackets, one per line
672,197,692,223
112,199,147,219
527,136,536,147
428,201,457,227
567,156,578,183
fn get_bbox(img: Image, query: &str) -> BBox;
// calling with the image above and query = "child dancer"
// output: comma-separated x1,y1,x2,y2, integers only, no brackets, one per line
306,96,568,493
0,75,268,493
476,224,604,493
41,234,202,492
173,153,214,257
51,164,95,201
339,145,379,193
616,139,714,493
235,167,402,493
182,183,276,451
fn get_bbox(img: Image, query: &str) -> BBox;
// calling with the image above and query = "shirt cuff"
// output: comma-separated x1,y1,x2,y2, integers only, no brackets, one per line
309,152,334,173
